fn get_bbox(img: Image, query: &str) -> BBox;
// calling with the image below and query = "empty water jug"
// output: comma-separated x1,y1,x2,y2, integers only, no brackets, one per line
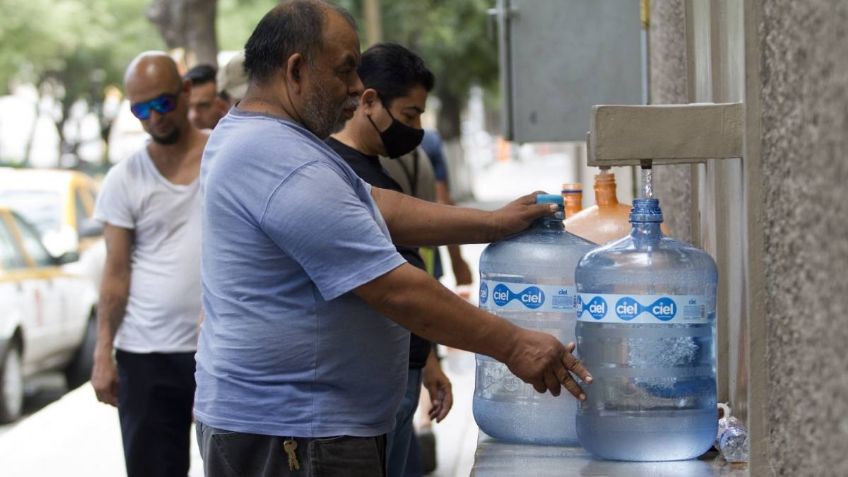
575,198,718,461
474,194,595,445
566,169,670,244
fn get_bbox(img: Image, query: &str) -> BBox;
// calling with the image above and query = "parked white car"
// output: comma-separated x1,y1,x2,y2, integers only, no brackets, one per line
0,206,98,422
0,168,105,290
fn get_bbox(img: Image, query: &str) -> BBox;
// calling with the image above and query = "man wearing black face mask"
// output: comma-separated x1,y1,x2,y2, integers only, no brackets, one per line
327,43,452,477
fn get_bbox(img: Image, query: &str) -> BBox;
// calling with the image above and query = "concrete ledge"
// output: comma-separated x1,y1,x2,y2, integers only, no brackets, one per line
588,103,744,166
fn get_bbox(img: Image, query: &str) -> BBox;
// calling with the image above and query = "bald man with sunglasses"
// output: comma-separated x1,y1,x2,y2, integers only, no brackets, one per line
91,51,208,477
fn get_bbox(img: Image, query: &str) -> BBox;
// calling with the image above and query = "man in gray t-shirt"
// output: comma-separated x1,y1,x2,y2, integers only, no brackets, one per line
91,52,208,477
195,2,591,476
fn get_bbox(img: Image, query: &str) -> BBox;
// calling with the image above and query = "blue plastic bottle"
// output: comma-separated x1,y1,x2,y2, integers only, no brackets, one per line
575,198,718,461
474,194,596,445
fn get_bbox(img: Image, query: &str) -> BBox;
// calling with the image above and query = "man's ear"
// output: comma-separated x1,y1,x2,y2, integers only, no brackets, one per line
361,88,380,112
285,53,305,93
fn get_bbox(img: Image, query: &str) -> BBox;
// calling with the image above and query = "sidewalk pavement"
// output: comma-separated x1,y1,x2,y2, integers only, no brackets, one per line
0,348,479,477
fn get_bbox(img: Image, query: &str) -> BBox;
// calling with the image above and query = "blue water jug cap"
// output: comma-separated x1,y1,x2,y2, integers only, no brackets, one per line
535,194,563,205
630,198,664,223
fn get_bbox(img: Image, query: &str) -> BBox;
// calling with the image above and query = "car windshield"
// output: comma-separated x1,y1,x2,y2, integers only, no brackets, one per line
0,190,64,234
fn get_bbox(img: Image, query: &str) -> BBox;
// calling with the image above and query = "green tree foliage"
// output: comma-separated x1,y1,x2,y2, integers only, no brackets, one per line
0,0,163,165
382,0,498,94
217,0,277,51
0,0,162,96
373,0,500,140
217,0,500,140
0,0,498,164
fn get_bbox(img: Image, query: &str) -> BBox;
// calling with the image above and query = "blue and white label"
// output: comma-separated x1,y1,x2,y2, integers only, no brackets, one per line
479,281,489,305
576,293,710,324
480,281,575,312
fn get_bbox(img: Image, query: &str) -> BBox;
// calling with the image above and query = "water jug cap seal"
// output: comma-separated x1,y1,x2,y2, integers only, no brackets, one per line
630,198,664,223
536,194,563,205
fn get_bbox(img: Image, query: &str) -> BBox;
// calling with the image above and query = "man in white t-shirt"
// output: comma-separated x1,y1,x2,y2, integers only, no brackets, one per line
91,51,208,477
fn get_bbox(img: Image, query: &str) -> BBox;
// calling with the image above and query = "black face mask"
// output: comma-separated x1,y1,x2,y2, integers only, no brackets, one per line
367,108,424,158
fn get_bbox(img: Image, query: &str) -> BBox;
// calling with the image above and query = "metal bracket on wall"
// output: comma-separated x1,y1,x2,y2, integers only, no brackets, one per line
586,102,744,167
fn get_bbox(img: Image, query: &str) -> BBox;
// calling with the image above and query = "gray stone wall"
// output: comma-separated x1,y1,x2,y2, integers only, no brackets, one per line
649,0,692,243
760,1,848,475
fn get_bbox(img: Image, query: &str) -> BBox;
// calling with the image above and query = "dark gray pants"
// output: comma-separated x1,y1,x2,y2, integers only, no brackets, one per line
196,421,387,477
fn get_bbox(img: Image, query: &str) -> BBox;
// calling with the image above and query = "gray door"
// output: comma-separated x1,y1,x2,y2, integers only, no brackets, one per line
496,0,644,142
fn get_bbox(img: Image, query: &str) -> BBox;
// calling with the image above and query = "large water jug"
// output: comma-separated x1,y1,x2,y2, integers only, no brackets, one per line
575,198,718,461
474,194,596,445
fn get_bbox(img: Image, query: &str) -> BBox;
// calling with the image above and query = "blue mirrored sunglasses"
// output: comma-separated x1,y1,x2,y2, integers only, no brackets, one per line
130,91,180,120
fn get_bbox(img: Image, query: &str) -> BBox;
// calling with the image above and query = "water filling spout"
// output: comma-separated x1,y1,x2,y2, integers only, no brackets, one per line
640,159,654,199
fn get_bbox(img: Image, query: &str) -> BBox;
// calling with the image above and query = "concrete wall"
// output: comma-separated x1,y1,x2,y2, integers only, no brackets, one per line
649,1,848,473
759,1,848,475
649,0,693,243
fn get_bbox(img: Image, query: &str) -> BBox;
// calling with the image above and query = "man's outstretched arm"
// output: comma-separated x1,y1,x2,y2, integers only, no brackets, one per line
371,188,555,247
354,263,591,400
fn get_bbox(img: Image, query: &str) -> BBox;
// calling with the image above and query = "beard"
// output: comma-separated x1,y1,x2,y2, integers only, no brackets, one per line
301,80,358,139
150,126,181,145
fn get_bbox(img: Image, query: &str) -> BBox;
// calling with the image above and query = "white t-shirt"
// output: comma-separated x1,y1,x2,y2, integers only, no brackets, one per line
94,147,201,353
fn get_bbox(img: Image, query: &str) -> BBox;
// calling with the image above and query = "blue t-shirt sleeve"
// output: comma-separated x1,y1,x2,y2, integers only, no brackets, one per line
421,131,448,182
259,162,406,301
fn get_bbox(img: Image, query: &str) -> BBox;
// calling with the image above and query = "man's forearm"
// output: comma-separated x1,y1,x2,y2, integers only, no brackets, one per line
447,244,464,264
424,347,440,369
95,293,127,355
357,264,517,361
358,264,592,399
373,188,498,246
435,181,455,206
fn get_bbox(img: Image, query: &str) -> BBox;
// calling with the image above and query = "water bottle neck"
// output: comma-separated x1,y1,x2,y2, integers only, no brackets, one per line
630,222,663,245
532,194,565,230
534,213,565,230
629,198,664,246
594,171,619,206
562,183,583,218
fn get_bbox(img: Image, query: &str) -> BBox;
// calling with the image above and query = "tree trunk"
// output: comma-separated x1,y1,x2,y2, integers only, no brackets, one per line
185,0,218,67
55,94,81,169
436,89,462,142
98,110,113,167
22,101,39,167
147,0,218,67
55,109,70,169
433,89,474,201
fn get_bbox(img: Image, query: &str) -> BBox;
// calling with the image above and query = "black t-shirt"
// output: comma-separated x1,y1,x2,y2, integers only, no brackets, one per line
326,137,431,369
